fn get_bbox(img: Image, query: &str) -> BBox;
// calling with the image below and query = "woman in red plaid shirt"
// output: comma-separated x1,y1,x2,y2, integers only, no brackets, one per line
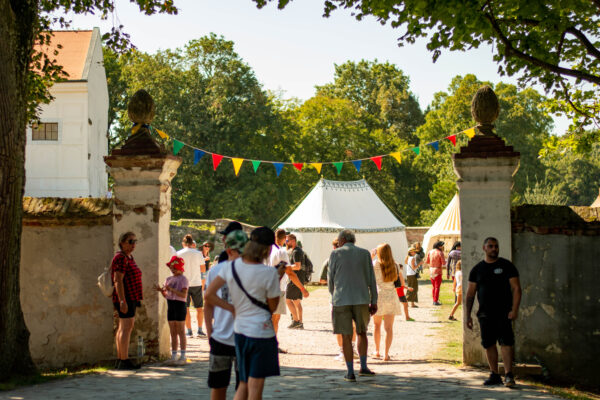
112,231,143,370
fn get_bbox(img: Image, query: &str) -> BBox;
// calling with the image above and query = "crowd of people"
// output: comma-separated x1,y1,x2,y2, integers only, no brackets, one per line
109,225,522,396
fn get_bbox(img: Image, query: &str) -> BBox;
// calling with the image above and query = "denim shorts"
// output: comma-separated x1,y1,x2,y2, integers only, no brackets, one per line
234,333,280,382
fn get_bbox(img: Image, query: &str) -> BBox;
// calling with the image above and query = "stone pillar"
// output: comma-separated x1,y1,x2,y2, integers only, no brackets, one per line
104,90,182,358
452,86,520,366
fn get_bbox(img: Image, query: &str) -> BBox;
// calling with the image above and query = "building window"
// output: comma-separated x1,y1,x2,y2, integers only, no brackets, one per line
32,122,59,141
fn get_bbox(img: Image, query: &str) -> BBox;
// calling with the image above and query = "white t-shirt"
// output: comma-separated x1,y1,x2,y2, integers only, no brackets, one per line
406,256,418,276
177,247,204,287
206,260,235,346
218,259,280,338
455,270,463,290
268,244,289,291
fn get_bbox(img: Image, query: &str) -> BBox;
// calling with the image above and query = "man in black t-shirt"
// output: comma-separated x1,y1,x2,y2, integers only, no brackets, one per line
285,234,306,329
466,237,522,388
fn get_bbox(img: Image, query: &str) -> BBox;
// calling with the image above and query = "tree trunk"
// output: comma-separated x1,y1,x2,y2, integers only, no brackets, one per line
0,0,38,380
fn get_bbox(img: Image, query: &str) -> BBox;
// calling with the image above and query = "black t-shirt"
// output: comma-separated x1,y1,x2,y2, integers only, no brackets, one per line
468,257,519,317
289,246,306,282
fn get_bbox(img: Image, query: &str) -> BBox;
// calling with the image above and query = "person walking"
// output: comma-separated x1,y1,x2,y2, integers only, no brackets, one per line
466,237,522,387
328,229,377,382
111,232,142,370
447,241,461,280
177,234,206,337
155,256,189,365
204,229,247,400
372,244,403,361
395,264,414,321
285,233,307,329
426,241,446,305
448,260,463,321
405,247,420,308
205,227,286,400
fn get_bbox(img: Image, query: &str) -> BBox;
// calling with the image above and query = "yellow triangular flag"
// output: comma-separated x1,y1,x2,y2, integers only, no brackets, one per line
463,128,476,139
232,158,244,176
390,152,402,164
132,124,141,134
310,163,322,174
156,129,169,139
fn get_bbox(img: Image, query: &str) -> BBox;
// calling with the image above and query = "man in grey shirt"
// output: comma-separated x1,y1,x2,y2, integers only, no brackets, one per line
328,229,378,382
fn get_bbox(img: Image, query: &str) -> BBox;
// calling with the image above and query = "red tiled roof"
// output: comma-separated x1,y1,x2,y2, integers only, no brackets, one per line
35,30,93,80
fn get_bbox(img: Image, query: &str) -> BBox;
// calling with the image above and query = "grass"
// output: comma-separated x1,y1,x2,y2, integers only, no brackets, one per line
0,363,112,391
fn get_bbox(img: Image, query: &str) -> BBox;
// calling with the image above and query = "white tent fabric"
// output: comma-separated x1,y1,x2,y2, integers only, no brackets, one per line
422,193,461,253
279,179,408,281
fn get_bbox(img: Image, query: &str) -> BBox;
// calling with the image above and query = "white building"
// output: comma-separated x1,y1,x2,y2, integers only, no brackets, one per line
25,28,109,198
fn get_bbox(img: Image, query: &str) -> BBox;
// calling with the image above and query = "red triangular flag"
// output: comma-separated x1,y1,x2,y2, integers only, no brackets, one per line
212,154,224,170
293,163,303,172
371,156,382,170
447,134,457,146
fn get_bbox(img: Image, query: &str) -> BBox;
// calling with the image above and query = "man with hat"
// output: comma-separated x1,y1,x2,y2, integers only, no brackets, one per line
425,241,446,306
177,234,207,337
217,221,243,264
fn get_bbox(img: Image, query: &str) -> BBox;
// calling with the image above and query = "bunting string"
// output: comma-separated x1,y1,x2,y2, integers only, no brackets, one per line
143,125,478,176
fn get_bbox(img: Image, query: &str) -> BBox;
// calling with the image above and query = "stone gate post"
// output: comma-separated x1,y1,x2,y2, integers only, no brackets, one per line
452,86,520,366
104,90,181,358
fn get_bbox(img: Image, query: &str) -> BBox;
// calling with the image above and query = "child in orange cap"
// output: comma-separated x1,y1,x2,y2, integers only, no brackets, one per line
154,255,189,365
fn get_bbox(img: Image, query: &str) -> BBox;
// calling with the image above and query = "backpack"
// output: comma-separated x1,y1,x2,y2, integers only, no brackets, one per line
97,264,114,297
302,252,314,283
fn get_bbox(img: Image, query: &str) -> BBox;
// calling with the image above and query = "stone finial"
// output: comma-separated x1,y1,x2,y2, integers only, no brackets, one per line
471,86,499,136
128,89,155,125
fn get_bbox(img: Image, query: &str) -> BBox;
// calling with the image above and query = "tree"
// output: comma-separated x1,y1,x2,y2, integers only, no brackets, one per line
252,0,600,150
0,0,177,380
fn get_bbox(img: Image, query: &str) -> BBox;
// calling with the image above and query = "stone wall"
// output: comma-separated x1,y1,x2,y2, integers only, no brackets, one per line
511,205,600,387
21,198,114,368
170,218,257,256
405,227,429,246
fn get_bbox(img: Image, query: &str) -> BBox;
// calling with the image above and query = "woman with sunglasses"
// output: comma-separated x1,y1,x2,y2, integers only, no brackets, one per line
111,232,143,370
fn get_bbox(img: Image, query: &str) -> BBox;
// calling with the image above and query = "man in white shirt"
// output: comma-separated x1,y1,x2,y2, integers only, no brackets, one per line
268,229,309,351
177,235,207,337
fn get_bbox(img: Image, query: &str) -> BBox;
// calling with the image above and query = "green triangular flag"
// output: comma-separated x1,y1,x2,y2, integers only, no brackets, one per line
251,160,261,172
333,162,343,175
411,147,420,155
173,139,185,155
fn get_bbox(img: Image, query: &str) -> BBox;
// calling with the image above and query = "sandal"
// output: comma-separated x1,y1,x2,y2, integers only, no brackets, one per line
372,353,381,359
383,356,391,361
448,316,457,321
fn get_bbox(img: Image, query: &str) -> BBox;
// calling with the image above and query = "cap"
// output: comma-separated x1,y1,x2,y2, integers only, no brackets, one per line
166,255,185,272
225,230,249,251
250,226,275,246
219,221,243,235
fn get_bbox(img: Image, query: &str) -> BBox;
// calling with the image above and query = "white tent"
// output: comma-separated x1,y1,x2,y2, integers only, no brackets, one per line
279,179,408,281
422,193,461,253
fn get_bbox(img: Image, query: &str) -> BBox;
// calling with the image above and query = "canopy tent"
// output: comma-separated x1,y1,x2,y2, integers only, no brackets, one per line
422,194,461,253
279,179,408,281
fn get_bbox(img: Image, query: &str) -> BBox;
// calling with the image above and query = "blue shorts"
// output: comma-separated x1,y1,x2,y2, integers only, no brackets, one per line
234,333,280,382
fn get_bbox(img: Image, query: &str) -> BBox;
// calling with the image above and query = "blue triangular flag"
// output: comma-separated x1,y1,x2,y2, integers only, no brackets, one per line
194,149,205,165
352,160,362,172
273,163,284,177
427,141,439,151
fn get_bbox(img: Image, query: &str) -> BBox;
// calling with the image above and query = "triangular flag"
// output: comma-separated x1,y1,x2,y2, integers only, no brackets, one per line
251,160,261,172
446,135,457,146
232,158,244,176
464,128,476,139
427,141,439,151
352,160,362,172
411,147,420,155
390,152,402,164
333,162,343,175
371,156,382,170
310,163,322,174
193,149,205,165
273,163,284,177
173,139,185,155
293,163,303,172
212,154,223,171
132,124,141,134
156,129,169,139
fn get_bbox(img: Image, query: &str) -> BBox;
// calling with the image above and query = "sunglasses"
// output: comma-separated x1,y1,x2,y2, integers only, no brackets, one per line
127,239,138,244
203,244,210,248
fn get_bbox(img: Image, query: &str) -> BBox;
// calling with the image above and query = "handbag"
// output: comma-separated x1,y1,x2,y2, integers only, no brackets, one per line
231,260,272,314
97,263,114,297
393,264,402,288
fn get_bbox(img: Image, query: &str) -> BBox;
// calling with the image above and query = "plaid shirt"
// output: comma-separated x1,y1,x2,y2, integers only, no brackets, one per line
111,252,143,303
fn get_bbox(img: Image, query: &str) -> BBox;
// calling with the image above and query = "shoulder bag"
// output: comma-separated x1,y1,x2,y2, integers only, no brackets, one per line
231,260,272,314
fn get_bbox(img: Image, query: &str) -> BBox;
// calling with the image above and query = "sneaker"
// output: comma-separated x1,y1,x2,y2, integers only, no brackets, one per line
196,330,206,337
358,368,376,376
483,372,502,386
186,329,193,337
448,316,457,321
293,322,304,330
119,358,141,370
406,318,415,321
344,373,356,382
287,320,299,329
278,347,288,354
504,372,516,387
177,357,187,366
334,352,345,361
433,301,442,306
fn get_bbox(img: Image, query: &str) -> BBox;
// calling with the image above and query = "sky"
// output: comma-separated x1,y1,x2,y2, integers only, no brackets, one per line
58,0,568,134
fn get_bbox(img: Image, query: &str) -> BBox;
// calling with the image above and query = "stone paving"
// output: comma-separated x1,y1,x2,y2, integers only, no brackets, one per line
1,287,561,399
